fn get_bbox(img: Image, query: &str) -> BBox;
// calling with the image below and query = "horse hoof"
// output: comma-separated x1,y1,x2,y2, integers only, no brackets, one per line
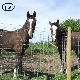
13,76,17,79
66,69,67,74
60,70,63,73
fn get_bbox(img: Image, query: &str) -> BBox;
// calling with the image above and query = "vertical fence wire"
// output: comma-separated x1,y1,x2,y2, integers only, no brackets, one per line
47,35,50,74
78,37,80,70
62,36,64,73
40,32,42,72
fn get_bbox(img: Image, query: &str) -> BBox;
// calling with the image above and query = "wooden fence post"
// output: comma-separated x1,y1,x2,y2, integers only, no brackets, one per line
67,27,71,80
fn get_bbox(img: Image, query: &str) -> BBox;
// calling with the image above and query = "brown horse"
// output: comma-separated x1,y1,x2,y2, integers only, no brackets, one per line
49,20,80,73
0,11,36,79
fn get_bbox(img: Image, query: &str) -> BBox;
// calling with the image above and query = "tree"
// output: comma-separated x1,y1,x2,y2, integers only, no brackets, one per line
60,18,80,32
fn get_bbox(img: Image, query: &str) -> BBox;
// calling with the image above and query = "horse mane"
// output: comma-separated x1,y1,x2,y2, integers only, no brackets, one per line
57,24,67,36
21,20,27,29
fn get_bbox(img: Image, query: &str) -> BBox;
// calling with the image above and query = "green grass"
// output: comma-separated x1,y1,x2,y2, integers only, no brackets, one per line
1,42,77,57
25,42,58,55
0,42,59,56
1,49,16,55
0,70,80,80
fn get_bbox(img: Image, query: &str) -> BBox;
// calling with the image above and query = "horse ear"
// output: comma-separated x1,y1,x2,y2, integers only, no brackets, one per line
57,20,59,24
33,11,36,17
49,21,51,25
27,11,30,18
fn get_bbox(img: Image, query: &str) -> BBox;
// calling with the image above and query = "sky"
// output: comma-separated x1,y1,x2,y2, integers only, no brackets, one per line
0,0,80,43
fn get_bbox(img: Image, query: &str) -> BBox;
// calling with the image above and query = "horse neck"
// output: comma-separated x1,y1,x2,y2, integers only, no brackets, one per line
56,29,67,44
23,23,29,38
22,22,27,29
16,22,28,41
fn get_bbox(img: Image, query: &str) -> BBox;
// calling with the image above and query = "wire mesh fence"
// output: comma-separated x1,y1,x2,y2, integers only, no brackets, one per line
0,23,80,80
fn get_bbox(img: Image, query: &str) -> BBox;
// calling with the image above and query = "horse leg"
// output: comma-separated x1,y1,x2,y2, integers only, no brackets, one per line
0,49,2,55
13,68,17,79
0,49,1,56
75,49,80,69
13,54,18,79
59,47,64,73
0,49,2,75
65,49,67,73
18,54,23,80
13,53,23,80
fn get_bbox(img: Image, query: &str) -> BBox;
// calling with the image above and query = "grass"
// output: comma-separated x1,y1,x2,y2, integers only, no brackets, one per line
1,49,16,55
0,42,59,56
0,42,77,57
0,70,80,80
25,42,58,55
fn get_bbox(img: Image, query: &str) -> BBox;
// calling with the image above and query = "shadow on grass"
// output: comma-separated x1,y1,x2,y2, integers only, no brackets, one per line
1,69,55,80
22,70,55,80
63,64,78,73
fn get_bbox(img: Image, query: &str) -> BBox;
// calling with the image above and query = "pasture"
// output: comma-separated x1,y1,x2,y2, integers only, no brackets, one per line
0,42,80,80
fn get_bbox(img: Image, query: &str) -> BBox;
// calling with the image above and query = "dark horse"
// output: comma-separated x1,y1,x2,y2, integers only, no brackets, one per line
0,11,36,79
49,20,80,73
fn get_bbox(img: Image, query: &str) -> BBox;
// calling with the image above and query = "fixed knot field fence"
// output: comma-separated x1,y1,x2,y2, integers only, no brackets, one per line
0,23,80,80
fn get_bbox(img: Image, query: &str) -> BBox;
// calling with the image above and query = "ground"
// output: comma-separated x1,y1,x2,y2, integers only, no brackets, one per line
0,53,78,75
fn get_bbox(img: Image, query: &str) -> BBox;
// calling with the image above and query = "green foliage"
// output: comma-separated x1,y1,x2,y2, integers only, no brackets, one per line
1,49,16,55
25,42,59,56
71,50,77,57
1,42,77,57
60,18,80,32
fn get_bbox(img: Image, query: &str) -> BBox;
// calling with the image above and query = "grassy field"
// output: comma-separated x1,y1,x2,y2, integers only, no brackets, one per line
0,42,80,80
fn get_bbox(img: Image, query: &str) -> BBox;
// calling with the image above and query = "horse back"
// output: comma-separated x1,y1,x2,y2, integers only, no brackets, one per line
0,29,14,49
71,32,80,50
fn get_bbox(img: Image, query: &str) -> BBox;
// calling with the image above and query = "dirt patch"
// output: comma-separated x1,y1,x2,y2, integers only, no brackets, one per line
0,54,78,75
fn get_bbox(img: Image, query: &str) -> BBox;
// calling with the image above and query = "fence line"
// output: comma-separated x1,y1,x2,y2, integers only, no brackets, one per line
48,35,58,48
0,25,80,79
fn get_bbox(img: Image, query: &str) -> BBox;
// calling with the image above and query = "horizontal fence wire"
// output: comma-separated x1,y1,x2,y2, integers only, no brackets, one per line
0,24,80,80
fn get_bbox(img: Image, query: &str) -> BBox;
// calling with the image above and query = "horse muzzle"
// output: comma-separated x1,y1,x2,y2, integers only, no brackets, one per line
28,34,33,39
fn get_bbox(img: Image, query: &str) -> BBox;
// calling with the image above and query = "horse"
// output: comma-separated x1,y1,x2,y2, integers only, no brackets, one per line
0,11,36,80
49,20,80,73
